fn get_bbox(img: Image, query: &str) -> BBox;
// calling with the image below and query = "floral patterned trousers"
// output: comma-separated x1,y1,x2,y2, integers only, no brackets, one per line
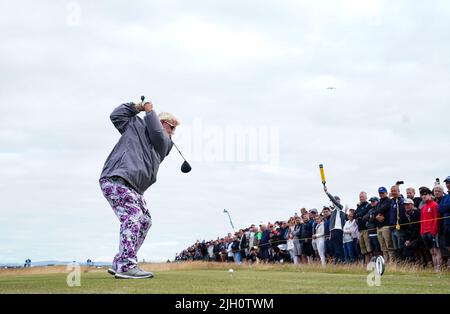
100,176,152,273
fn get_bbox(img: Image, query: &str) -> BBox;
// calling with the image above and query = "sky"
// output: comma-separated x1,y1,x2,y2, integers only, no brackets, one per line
1,0,449,264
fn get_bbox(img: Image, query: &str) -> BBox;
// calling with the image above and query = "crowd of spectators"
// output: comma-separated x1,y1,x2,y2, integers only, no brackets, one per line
175,177,450,272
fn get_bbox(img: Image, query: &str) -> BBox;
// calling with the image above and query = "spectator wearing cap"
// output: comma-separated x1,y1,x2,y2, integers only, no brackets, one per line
419,186,442,271
323,186,346,263
389,185,408,261
438,176,450,254
406,187,422,211
366,197,382,255
354,191,372,263
434,185,450,265
375,186,395,262
403,198,423,263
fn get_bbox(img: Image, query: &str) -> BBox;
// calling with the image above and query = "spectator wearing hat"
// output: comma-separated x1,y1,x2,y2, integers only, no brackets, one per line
406,187,422,211
389,185,408,261
354,191,372,263
403,198,423,263
375,186,395,262
324,187,346,263
366,197,382,255
438,176,450,257
419,186,442,271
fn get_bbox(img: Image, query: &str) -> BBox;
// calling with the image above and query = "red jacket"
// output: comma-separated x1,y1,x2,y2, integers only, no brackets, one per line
420,200,439,236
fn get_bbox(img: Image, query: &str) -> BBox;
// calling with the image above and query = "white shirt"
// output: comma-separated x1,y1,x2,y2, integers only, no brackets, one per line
343,219,357,243
333,209,343,231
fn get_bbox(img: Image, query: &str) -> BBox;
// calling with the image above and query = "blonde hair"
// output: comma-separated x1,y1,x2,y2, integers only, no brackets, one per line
158,112,180,126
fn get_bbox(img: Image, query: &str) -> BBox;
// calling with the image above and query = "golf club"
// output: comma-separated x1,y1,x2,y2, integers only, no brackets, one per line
171,141,192,173
141,95,192,174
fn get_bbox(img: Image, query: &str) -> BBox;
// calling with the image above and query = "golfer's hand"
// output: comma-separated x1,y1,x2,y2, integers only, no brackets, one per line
135,101,145,112
143,100,153,112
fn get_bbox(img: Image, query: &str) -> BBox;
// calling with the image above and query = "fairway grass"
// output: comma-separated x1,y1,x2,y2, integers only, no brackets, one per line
0,262,449,294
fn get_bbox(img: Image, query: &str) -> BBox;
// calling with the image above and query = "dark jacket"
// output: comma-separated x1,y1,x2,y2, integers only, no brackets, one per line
300,221,313,243
323,217,330,236
389,197,408,229
260,230,270,247
375,197,391,228
100,103,172,194
405,209,421,241
438,193,450,229
239,234,248,251
365,205,378,235
412,197,422,210
354,201,370,231
326,192,346,231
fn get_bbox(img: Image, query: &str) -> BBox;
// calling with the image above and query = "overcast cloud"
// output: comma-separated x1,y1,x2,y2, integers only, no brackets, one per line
1,0,449,263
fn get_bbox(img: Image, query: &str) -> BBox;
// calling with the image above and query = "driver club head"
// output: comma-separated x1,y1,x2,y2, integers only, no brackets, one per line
181,160,192,173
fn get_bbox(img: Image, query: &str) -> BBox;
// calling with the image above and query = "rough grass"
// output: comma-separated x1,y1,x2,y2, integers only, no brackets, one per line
0,262,449,294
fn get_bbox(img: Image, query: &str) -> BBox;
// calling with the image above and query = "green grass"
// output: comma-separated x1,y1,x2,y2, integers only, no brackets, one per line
1,263,449,294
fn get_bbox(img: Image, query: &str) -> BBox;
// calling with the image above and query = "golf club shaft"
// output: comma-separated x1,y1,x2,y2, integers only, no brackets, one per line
171,140,187,162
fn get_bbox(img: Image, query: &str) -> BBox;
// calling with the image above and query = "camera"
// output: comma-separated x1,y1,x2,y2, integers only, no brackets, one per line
396,180,404,186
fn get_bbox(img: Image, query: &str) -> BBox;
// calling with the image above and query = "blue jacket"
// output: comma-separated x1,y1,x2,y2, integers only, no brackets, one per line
438,194,450,229
389,197,408,229
100,103,172,194
260,230,270,247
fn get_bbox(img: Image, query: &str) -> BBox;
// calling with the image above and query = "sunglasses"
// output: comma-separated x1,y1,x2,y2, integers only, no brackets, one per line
163,121,176,130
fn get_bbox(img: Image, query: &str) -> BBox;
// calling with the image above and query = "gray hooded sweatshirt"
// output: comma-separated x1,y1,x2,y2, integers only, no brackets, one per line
100,102,172,195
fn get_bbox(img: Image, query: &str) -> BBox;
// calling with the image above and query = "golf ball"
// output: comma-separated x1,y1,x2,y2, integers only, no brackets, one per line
228,268,234,273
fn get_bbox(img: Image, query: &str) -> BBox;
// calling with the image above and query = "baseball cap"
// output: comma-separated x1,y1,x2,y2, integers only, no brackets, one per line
378,187,387,194
369,196,379,202
444,176,450,183
404,198,414,205
419,186,432,196
310,208,318,214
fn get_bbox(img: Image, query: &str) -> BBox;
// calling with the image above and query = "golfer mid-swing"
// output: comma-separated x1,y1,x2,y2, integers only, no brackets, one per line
99,98,179,279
